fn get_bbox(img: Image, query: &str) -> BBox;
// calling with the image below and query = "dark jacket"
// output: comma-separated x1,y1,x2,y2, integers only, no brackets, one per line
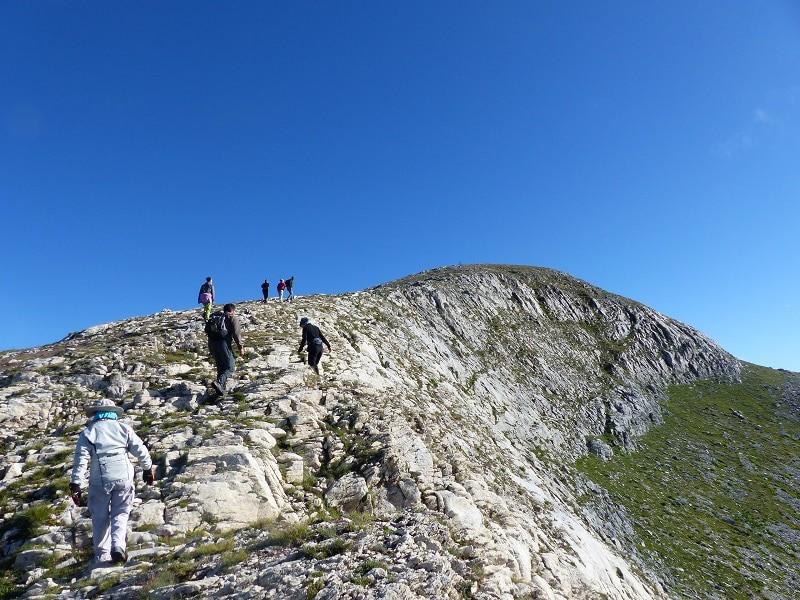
286,277,294,291
208,311,243,350
199,281,215,301
299,323,330,352
261,281,269,292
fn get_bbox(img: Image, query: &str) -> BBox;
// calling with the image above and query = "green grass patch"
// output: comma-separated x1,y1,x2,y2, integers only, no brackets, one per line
357,558,388,574
577,364,800,599
248,517,275,530
248,521,313,551
301,469,318,491
220,549,247,569
344,510,374,532
43,450,73,466
190,538,235,558
302,537,351,559
44,548,92,581
306,577,325,600
164,350,195,363
0,504,56,543
267,522,310,546
0,573,22,600
94,574,121,594
138,559,196,596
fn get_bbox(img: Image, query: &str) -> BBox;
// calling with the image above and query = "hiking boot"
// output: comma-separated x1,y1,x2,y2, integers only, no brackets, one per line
212,381,225,396
312,365,320,375
110,548,127,564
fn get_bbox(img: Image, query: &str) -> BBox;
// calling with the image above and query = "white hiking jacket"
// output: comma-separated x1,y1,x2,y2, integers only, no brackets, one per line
71,419,152,488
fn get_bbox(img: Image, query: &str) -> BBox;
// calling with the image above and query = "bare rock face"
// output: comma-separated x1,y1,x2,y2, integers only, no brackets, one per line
169,433,288,532
130,500,165,528
0,265,754,600
325,473,368,512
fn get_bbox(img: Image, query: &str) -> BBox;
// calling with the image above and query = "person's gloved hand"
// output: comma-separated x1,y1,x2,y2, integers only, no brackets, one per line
143,466,156,485
69,482,83,507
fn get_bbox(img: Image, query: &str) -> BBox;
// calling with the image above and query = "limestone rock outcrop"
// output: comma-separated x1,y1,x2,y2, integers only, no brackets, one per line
0,264,771,600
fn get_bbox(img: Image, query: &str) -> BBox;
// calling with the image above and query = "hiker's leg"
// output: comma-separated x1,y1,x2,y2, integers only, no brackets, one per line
213,347,225,380
308,344,321,369
210,341,227,390
203,302,212,321
109,482,135,554
218,343,236,390
88,485,112,562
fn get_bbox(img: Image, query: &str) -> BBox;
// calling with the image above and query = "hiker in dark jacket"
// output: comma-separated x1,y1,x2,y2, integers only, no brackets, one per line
298,316,331,374
261,280,270,303
198,277,215,322
205,303,244,395
285,276,294,301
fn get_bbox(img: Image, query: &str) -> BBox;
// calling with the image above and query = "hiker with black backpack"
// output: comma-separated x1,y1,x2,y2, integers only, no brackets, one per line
205,303,244,396
70,399,156,566
198,277,215,322
298,316,331,375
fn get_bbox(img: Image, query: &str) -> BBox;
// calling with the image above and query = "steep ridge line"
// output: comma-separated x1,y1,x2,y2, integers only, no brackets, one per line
0,264,793,600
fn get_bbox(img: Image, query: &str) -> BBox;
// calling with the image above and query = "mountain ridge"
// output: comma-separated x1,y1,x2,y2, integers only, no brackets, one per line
1,264,796,600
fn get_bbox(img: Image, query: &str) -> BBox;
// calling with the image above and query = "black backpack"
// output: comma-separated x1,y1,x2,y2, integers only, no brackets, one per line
205,313,228,339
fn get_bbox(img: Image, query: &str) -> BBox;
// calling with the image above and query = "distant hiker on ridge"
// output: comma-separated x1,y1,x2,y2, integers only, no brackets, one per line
70,399,156,566
277,278,286,302
261,279,270,303
298,316,331,375
205,303,244,397
285,276,295,301
198,276,215,322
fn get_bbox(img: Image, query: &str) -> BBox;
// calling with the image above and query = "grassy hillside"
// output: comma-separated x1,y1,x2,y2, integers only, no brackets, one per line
577,364,800,599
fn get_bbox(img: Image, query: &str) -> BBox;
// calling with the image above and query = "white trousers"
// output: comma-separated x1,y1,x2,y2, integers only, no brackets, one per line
87,480,134,561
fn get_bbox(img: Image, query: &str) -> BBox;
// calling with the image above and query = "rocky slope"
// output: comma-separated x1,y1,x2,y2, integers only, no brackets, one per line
0,265,796,599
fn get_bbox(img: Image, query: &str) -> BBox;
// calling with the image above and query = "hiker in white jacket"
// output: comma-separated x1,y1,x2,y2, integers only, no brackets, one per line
70,399,155,565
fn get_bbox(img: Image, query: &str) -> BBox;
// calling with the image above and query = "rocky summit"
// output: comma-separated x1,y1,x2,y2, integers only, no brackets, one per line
0,265,798,600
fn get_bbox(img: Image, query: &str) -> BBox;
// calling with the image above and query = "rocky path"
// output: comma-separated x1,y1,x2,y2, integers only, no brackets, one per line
1,299,493,599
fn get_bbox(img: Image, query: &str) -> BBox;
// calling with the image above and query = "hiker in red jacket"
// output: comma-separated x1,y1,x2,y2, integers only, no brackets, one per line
277,279,286,302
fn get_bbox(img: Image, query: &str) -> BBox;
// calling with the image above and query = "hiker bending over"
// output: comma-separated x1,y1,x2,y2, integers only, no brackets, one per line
298,316,331,374
285,276,294,301
261,279,270,303
70,399,155,566
205,303,244,395
198,276,215,322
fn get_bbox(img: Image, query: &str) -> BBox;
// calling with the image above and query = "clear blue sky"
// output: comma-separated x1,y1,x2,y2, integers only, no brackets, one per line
2,2,799,370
